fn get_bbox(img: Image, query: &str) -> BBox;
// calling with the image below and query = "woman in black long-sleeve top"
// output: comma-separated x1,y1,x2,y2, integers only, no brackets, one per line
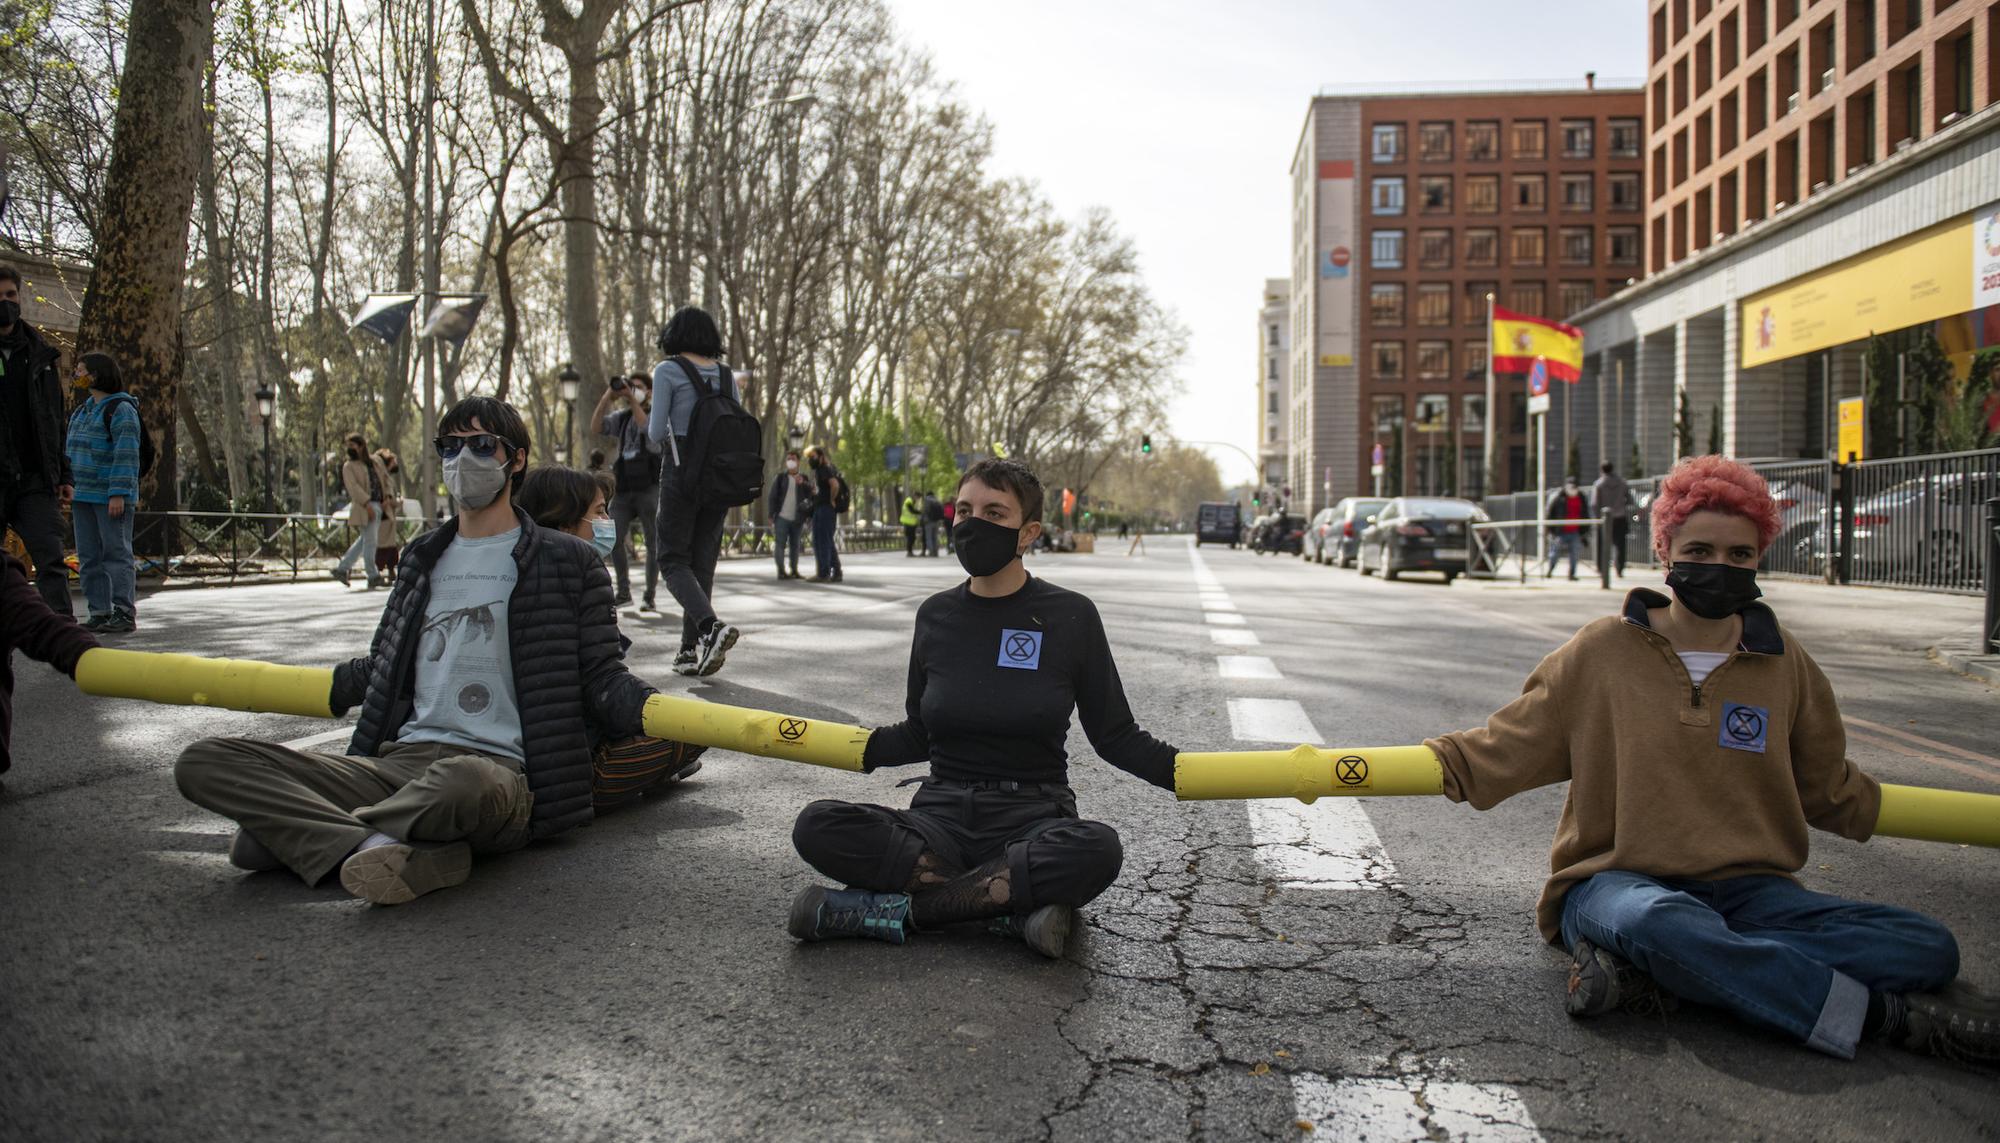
788,459,1177,958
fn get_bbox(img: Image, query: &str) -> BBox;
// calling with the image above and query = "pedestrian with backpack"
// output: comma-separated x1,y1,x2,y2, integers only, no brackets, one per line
591,371,663,609
333,432,395,590
922,490,943,557
63,352,143,632
649,306,763,677
804,445,846,582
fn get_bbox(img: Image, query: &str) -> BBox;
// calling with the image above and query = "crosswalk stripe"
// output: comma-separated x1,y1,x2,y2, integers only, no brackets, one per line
1216,655,1282,680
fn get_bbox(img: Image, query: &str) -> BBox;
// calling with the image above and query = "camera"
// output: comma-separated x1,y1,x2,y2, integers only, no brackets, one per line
609,375,628,392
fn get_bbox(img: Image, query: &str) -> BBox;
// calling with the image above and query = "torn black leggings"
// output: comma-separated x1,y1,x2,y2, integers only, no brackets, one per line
791,778,1123,916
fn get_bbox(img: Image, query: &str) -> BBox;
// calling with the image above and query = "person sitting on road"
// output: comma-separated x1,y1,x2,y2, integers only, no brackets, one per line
786,458,1178,958
1,553,99,784
1425,454,1992,1064
516,462,702,810
173,397,658,905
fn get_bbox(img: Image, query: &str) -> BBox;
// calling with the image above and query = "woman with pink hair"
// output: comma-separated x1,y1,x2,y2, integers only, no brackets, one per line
1422,455,1992,1064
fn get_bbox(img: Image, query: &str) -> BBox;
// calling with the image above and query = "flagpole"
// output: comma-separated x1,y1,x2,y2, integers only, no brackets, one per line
1483,292,1495,495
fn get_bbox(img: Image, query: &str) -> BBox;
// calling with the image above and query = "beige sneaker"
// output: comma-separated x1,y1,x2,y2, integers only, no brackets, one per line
338,840,472,905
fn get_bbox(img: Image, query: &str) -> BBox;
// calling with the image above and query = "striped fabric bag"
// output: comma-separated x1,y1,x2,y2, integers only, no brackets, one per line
592,735,705,811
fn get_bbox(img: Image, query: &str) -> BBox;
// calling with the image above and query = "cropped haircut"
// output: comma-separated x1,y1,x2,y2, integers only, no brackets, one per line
0,263,20,290
958,457,1044,525
516,465,602,534
657,305,723,358
1649,455,1784,561
78,352,123,393
439,396,531,491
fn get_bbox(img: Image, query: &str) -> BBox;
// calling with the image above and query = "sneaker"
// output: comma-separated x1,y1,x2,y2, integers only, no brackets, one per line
613,590,633,608
227,829,283,872
694,622,739,677
338,839,472,905
989,904,1074,959
1887,993,2000,1066
786,886,911,945
81,614,111,632
1566,938,1678,1018
96,612,137,634
671,648,699,676
640,596,657,612
330,567,352,587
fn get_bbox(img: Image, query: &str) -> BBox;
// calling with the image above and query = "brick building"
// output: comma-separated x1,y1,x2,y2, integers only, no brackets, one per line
1287,80,1645,515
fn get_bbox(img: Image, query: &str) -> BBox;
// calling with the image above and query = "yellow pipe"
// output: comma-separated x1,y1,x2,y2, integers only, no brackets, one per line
641,692,869,772
73,647,335,718
1174,744,1445,802
1875,783,2000,848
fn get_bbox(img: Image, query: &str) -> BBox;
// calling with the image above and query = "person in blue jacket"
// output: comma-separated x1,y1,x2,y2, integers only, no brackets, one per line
63,352,142,632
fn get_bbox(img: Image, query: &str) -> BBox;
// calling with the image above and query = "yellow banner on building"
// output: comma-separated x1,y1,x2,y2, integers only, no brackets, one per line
1740,211,1977,369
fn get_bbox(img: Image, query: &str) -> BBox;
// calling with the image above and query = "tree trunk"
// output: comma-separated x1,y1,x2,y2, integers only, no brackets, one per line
557,55,608,423
79,0,212,513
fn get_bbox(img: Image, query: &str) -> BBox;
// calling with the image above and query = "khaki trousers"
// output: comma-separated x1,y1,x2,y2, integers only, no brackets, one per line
174,738,533,886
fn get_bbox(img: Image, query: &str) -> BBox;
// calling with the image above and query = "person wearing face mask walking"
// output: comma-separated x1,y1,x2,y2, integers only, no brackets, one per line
1420,455,1992,1064
592,371,663,610
1543,475,1590,580
785,458,1179,959
766,449,814,580
173,397,660,906
332,432,396,589
0,263,76,616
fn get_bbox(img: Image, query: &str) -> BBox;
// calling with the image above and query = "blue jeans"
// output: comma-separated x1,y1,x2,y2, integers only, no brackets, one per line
335,506,383,585
1544,531,1583,577
73,500,136,618
811,504,841,579
772,515,803,575
1561,871,1959,1058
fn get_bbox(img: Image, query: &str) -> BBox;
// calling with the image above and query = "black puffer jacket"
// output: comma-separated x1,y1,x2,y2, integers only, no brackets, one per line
0,321,73,487
329,507,654,839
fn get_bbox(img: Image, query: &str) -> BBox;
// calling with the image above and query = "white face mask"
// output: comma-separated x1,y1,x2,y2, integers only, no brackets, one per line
786,459,799,473
445,450,509,510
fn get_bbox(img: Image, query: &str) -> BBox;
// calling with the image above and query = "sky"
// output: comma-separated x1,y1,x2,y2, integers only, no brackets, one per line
882,0,1648,486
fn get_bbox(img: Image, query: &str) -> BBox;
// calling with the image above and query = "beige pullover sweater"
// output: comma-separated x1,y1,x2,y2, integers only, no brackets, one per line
1426,588,1880,942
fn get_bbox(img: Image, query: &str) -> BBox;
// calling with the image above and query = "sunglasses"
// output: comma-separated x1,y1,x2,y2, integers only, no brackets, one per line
433,433,515,460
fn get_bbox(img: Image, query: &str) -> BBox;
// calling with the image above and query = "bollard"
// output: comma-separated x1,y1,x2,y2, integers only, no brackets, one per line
1983,497,1999,656
1597,508,1612,590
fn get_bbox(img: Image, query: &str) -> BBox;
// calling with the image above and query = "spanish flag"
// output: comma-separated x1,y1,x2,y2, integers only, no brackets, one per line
1491,305,1584,382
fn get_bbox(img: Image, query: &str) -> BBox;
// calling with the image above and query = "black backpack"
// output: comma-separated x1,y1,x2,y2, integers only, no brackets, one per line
609,408,662,495
101,394,157,478
670,358,762,508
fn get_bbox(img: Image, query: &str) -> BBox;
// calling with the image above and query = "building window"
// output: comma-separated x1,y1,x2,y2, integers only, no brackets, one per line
1465,120,1501,160
1466,175,1500,214
1461,392,1487,432
1373,340,1405,381
1508,281,1546,315
1373,396,1405,433
1418,229,1453,269
1559,226,1593,265
1464,228,1498,267
1608,172,1642,211
1267,358,1279,380
1463,280,1497,325
1415,284,1453,326
1267,391,1280,415
1512,173,1546,212
1370,283,1406,325
1511,119,1546,160
1463,342,1488,380
1419,175,1452,213
1414,393,1451,434
1416,340,1452,379
1608,117,1642,157
1268,323,1280,346
1510,227,1546,267
1371,123,1406,162
1559,174,1593,212
1371,229,1406,269
1419,122,1453,161
1372,177,1406,215
1558,280,1596,316
1608,226,1641,265
1560,118,1595,158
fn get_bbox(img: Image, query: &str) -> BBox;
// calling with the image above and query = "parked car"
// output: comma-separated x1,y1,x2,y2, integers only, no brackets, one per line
1250,512,1305,556
1356,497,1487,581
1804,469,1999,586
1307,497,1388,566
1195,501,1242,547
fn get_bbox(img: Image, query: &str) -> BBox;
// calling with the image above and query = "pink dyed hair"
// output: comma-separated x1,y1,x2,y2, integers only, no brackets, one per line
1649,455,1783,561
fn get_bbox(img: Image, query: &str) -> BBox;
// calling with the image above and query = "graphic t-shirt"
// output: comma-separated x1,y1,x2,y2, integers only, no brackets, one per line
397,529,524,761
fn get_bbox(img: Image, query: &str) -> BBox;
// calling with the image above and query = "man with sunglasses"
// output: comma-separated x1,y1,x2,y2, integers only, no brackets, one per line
175,397,657,905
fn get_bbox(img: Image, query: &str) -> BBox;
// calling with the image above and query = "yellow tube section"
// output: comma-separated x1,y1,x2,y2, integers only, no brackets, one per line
1174,744,1445,803
73,647,335,718
1875,783,2000,848
641,692,868,772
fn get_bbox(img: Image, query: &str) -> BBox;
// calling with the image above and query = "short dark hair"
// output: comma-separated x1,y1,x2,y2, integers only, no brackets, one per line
79,352,123,393
1600,462,1614,474
515,465,602,533
0,264,20,290
657,306,723,358
590,468,617,504
958,458,1044,524
629,372,650,385
439,396,531,491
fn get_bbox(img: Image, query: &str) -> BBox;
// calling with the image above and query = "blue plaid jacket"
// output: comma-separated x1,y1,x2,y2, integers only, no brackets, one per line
64,394,141,504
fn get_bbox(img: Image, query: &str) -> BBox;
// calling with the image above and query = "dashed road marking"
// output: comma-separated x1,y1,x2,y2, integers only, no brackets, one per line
281,728,353,751
1204,611,1248,626
1290,1075,1543,1141
1217,655,1282,680
1245,799,1391,891
1226,698,1320,744
1210,628,1261,646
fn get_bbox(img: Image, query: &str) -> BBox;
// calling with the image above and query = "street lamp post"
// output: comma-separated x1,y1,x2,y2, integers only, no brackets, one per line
787,424,805,452
559,362,581,469
253,382,276,514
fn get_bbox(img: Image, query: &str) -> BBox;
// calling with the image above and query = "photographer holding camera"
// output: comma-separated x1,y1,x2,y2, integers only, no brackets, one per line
590,371,663,610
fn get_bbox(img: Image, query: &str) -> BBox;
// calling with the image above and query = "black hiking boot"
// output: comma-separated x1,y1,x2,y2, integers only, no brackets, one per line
1566,938,1678,1018
786,886,911,945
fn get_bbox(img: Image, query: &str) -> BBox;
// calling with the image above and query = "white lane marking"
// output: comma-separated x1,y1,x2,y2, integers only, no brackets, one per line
1246,800,1390,891
282,728,353,751
1226,698,1320,744
1200,597,1237,611
1209,628,1260,646
1204,611,1248,626
1291,1075,1543,1142
1216,655,1282,680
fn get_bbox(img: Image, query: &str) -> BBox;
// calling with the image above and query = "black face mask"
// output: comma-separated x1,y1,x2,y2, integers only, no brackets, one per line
347,449,361,460
952,516,1022,578
1665,560,1762,620
0,299,18,328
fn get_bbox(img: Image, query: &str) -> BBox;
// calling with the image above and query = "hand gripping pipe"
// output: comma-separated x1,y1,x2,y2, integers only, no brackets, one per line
73,648,336,718
640,692,868,772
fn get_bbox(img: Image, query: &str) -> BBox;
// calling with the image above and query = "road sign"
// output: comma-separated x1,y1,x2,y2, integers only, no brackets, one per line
884,444,904,470
1837,397,1865,463
1370,443,1385,466
906,444,930,469
1527,356,1551,416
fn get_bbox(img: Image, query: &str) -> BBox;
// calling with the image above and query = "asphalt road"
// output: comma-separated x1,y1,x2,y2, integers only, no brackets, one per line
3,539,1997,1142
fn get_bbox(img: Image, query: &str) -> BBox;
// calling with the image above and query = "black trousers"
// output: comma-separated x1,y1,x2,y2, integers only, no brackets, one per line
609,486,660,601
791,778,1124,916
655,469,725,650
1608,515,1631,575
1,476,72,615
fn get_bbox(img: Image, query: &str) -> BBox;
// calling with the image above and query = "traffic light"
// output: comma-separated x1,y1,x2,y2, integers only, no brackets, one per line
1140,433,1152,454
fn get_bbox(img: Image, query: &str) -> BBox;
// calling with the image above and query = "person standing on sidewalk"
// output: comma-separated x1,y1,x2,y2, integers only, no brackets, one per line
63,353,141,633
941,496,956,555
332,432,395,589
174,396,658,906
767,449,813,580
805,445,845,583
1543,475,1589,580
0,264,75,617
592,371,663,610
373,449,404,580
648,306,744,677
900,487,921,557
921,490,943,557
1592,462,1633,577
